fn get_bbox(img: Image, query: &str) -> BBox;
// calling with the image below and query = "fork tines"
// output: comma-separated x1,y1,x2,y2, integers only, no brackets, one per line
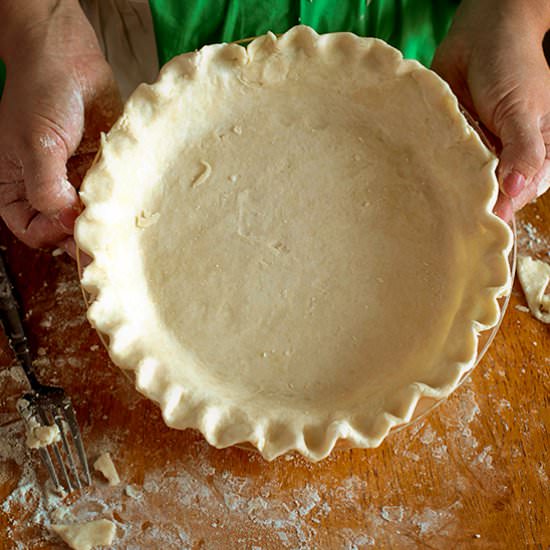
17,392,92,493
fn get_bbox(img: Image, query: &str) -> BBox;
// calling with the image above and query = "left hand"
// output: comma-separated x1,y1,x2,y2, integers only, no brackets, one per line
0,0,122,257
432,0,550,221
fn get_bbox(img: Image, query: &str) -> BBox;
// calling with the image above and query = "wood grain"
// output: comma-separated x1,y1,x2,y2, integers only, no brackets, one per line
0,164,548,549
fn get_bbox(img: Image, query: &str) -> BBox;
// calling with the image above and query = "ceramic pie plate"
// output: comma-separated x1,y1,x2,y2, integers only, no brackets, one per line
75,26,514,461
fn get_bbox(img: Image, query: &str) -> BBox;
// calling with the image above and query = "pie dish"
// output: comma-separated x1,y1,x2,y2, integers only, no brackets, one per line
75,26,513,461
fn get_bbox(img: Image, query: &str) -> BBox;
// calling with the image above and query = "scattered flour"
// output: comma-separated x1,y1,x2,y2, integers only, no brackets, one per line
517,220,549,258
419,425,435,445
0,374,538,549
536,463,549,485
0,243,546,548
124,485,141,499
381,505,404,522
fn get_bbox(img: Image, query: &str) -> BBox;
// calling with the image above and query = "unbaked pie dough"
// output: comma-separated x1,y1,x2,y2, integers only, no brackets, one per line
51,519,116,550
93,452,120,485
18,399,61,449
517,255,550,323
25,418,60,449
76,26,513,460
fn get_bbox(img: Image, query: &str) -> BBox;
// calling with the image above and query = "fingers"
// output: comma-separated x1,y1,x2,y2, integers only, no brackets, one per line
432,0,550,215
0,181,80,250
0,2,120,251
512,158,550,211
0,168,77,250
0,180,63,247
495,158,550,221
494,193,513,223
0,64,84,245
496,110,547,198
57,236,92,266
0,62,118,249
59,237,78,260
1,199,67,249
18,128,81,228
535,162,550,198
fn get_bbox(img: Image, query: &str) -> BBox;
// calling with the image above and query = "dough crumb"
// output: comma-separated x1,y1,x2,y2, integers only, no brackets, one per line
24,415,60,449
51,519,116,550
93,452,120,486
124,484,142,499
52,248,64,257
517,255,550,323
232,125,242,135
514,304,530,313
271,241,289,254
135,210,160,228
192,160,212,187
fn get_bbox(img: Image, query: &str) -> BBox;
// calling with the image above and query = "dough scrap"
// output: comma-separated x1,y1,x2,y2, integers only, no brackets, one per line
93,452,120,485
124,484,141,499
25,417,60,449
135,210,160,228
51,519,116,550
517,255,550,324
192,160,213,187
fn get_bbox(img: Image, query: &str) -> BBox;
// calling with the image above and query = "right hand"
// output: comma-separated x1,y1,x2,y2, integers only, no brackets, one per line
432,0,550,221
0,0,122,256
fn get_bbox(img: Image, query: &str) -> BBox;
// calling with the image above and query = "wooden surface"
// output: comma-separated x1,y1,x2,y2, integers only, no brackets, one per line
0,160,548,549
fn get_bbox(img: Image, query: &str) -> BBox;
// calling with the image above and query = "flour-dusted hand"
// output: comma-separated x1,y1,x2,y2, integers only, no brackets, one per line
0,0,121,254
432,0,550,220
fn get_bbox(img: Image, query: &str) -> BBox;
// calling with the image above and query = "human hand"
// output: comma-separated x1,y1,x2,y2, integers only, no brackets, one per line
0,0,122,256
432,0,550,220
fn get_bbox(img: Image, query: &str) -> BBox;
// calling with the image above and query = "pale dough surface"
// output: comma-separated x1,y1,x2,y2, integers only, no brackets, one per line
17,399,61,449
76,26,512,460
93,452,121,486
51,519,116,550
517,255,550,323
25,418,60,449
27,424,61,449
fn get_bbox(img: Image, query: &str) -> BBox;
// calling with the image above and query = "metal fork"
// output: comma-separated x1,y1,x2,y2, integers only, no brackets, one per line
0,251,91,493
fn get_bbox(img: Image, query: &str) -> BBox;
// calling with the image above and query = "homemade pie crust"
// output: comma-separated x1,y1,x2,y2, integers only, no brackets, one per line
76,26,513,461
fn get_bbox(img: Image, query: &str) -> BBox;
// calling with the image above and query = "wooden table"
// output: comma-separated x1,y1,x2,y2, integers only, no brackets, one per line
0,159,548,549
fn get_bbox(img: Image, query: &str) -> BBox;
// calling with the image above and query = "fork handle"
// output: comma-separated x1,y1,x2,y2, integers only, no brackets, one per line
0,251,39,389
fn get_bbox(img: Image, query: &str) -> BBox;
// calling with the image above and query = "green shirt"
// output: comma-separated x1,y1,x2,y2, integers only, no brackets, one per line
0,0,458,96
150,0,458,67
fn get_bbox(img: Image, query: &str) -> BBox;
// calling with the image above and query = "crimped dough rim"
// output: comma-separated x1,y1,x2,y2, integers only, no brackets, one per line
75,26,513,461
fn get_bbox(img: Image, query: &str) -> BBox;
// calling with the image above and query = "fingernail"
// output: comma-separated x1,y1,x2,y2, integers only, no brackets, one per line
56,206,80,233
58,237,82,262
494,200,513,222
502,171,526,198
537,177,550,198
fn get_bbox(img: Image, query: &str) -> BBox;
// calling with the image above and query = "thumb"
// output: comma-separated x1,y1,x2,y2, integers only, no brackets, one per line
20,127,81,232
496,110,546,198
